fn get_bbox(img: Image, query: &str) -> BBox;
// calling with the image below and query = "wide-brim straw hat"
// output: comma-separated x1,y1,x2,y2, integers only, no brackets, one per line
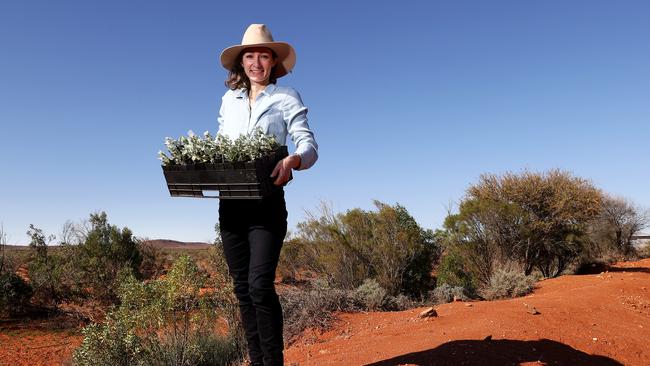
220,24,296,79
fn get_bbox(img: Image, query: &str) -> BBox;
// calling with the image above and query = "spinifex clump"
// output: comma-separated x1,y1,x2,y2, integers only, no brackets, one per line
158,128,279,166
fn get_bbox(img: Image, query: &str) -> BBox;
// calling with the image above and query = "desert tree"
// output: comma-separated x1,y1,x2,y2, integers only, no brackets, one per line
73,212,143,302
444,169,602,280
293,201,438,297
27,224,65,306
591,195,649,256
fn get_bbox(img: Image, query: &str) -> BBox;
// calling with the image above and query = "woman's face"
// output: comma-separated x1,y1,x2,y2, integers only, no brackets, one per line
240,47,277,86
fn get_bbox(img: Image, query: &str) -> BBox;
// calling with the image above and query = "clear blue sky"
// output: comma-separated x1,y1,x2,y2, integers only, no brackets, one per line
1,1,648,244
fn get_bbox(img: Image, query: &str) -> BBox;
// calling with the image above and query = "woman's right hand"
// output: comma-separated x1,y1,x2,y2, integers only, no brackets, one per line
270,154,300,185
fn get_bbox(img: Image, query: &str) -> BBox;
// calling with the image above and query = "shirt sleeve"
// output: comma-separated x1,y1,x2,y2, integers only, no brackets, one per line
282,88,318,170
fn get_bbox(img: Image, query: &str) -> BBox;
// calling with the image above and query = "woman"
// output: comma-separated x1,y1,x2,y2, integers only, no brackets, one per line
217,24,318,366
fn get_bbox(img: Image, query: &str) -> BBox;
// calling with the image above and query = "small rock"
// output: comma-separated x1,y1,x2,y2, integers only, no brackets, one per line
592,337,598,342
525,304,541,315
465,303,473,307
483,335,492,341
419,307,438,318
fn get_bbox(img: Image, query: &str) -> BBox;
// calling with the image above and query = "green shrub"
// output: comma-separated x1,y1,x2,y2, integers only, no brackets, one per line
73,212,143,303
73,255,244,366
429,283,468,304
73,311,145,366
0,271,33,317
479,264,537,300
291,201,439,298
26,224,74,307
435,251,477,296
25,212,144,308
353,278,387,311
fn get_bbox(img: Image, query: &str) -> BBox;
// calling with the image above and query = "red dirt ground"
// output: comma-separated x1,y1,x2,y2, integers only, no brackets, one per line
1,259,649,366
0,316,83,366
285,258,650,366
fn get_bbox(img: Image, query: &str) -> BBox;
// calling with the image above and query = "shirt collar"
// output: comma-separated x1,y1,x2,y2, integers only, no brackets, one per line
235,83,278,99
261,83,277,96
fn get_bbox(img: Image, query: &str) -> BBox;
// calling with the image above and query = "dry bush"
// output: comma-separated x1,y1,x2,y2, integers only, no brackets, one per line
353,278,387,311
384,293,418,310
280,279,357,344
479,263,537,300
588,195,649,258
429,283,469,304
280,278,418,344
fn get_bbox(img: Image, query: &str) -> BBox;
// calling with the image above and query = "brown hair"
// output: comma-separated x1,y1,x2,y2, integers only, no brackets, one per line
225,49,278,90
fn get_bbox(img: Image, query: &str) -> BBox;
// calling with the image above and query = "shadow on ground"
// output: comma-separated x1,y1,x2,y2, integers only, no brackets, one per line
575,262,650,275
364,338,622,366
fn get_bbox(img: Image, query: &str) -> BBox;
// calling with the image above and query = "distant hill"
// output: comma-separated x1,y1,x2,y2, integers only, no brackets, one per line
3,240,213,250
3,244,30,250
142,239,212,250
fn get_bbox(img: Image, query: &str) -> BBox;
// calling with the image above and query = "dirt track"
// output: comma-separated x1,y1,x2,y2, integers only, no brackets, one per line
1,259,649,365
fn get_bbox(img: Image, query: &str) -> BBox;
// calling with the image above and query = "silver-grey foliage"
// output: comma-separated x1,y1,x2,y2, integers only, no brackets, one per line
158,129,279,166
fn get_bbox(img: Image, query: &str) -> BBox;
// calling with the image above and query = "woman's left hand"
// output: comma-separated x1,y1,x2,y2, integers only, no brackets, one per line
271,154,301,186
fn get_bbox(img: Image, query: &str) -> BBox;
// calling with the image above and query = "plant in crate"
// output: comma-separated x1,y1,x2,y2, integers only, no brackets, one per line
159,129,289,199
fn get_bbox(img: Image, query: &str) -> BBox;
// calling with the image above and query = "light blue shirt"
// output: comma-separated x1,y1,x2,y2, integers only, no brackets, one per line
217,84,318,170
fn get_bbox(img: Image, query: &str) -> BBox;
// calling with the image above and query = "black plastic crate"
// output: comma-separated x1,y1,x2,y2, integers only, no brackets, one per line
162,145,289,199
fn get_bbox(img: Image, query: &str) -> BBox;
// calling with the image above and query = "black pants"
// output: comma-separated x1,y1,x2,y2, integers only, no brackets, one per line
219,190,287,366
